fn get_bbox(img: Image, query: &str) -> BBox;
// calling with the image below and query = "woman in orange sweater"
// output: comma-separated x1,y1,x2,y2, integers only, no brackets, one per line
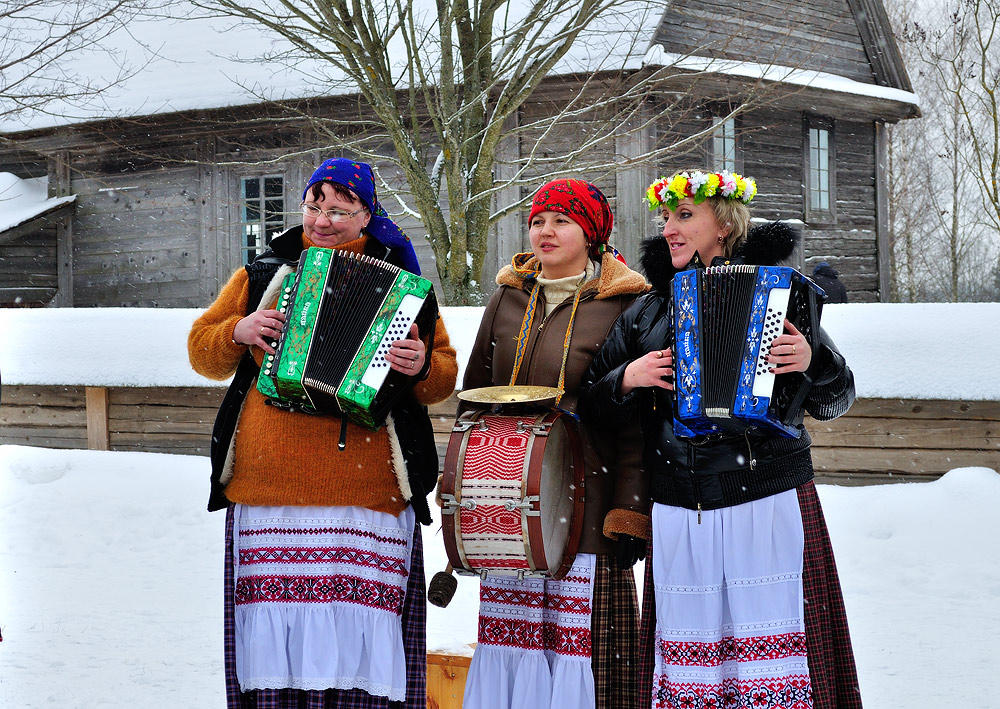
189,158,458,709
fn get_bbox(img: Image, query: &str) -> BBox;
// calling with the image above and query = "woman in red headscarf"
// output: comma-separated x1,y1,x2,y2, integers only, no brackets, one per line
459,179,650,709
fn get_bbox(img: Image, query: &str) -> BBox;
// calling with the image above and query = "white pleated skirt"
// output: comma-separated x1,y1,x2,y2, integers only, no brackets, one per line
463,553,597,709
232,504,415,701
651,491,813,708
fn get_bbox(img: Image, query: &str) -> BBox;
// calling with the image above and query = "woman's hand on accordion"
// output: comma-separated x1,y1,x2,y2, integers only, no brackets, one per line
620,348,674,395
233,310,285,355
767,319,812,374
387,323,425,377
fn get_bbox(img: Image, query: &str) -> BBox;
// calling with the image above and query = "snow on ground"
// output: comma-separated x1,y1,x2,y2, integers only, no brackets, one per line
0,446,997,707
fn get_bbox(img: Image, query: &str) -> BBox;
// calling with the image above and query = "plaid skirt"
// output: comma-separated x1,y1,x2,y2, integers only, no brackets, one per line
223,504,427,709
637,482,863,709
592,554,642,709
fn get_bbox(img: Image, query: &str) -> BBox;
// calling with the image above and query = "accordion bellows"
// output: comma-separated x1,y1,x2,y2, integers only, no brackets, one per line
671,265,824,438
257,247,437,429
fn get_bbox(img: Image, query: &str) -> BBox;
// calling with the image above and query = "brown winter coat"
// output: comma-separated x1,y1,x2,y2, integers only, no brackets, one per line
461,252,651,555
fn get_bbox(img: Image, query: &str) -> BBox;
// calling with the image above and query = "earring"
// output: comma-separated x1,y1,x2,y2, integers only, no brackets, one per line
717,235,725,244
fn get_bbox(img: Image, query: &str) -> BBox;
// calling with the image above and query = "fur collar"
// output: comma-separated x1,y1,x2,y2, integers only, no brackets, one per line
640,221,800,292
495,251,649,300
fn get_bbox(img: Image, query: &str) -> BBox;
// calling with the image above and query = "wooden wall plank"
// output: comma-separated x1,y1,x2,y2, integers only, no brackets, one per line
655,0,876,83
811,446,994,477
809,417,999,450
2,385,86,406
840,398,1000,420
85,386,110,451
426,652,473,709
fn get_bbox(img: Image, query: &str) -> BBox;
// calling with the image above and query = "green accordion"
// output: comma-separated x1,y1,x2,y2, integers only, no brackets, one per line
256,247,437,430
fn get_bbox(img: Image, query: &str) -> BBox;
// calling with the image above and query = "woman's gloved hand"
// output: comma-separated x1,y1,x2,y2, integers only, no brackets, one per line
615,533,647,569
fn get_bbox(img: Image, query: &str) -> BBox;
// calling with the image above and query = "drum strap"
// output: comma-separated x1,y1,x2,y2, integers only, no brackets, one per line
554,288,584,404
509,282,540,386
509,281,584,407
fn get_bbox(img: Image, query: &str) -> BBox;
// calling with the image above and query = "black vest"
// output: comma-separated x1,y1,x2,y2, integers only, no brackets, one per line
205,227,439,524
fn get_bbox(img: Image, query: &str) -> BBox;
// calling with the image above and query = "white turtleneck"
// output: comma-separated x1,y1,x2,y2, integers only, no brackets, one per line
535,260,596,316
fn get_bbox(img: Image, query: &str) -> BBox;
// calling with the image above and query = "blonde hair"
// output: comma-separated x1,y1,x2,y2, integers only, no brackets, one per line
708,198,751,257
656,166,753,258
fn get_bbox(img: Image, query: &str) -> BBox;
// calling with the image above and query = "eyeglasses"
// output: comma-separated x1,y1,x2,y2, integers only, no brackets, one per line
301,203,366,222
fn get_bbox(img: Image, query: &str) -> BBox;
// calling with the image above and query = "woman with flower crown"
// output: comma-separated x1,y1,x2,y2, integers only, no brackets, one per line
580,170,864,708
459,178,651,709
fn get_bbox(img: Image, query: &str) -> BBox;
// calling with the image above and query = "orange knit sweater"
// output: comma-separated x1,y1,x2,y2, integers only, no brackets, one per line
188,234,458,514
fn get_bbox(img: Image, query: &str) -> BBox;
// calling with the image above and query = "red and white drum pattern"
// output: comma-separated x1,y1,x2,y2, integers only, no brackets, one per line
460,415,535,570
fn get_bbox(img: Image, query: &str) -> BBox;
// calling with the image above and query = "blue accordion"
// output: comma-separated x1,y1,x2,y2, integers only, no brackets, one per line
671,265,825,439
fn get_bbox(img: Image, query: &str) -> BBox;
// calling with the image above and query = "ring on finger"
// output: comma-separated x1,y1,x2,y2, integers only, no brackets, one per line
655,350,663,359
792,344,796,354
260,326,265,335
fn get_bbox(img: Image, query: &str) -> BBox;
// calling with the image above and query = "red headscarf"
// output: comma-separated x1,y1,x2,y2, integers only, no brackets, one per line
528,178,614,258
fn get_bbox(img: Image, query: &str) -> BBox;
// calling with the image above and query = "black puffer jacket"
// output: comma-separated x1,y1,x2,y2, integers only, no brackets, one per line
580,223,855,511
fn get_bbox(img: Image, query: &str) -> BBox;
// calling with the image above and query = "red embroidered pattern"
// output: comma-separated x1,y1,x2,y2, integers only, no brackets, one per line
478,616,593,657
238,546,408,576
480,587,544,607
238,527,408,546
544,592,591,615
236,574,405,614
657,632,808,667
652,674,812,709
479,616,544,650
542,623,592,657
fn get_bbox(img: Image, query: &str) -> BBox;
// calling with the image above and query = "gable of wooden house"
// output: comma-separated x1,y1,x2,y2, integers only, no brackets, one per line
0,0,917,308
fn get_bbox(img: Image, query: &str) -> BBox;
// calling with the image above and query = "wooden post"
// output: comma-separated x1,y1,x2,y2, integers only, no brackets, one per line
426,650,474,709
85,386,110,451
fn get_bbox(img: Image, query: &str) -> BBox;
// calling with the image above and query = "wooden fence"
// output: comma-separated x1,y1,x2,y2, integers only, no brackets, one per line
3,385,997,484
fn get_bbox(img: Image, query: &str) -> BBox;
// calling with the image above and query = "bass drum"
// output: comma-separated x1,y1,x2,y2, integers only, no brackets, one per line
440,410,585,580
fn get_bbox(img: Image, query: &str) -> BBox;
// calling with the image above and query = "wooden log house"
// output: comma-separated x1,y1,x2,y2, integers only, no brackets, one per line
0,0,917,309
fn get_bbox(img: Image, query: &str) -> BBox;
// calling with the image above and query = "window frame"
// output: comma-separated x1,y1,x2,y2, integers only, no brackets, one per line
803,115,837,224
238,173,287,266
708,111,742,174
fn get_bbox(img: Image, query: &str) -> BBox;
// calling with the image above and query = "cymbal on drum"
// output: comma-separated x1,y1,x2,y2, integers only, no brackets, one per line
457,385,562,407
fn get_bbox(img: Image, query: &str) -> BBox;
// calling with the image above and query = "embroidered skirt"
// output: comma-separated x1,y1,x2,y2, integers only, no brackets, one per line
463,553,641,709
223,504,426,709
637,482,863,709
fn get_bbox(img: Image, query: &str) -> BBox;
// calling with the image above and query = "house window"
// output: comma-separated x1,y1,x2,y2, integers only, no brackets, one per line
804,116,836,221
240,175,285,264
712,116,738,172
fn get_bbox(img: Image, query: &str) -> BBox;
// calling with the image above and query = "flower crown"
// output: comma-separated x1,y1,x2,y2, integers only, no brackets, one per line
645,170,758,211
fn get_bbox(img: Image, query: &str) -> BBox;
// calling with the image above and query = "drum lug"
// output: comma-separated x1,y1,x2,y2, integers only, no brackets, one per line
441,493,478,515
515,421,552,436
503,495,540,515
454,418,488,433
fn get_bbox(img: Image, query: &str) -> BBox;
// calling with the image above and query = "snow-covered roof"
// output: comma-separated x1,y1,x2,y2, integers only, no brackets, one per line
0,1,658,134
1,303,998,401
0,173,76,233
643,50,921,111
